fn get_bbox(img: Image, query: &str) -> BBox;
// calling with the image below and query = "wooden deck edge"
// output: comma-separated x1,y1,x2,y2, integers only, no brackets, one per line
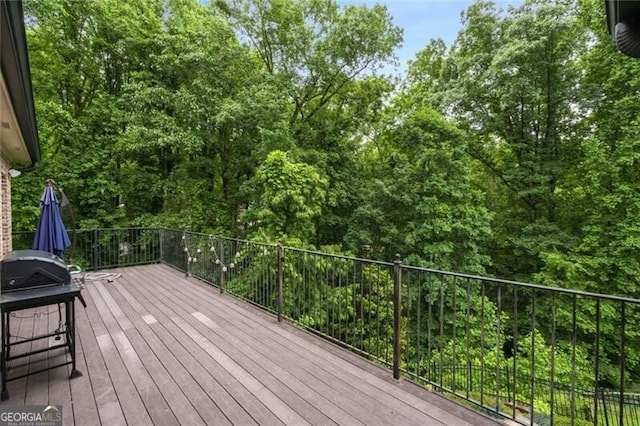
177,270,506,426
273,318,506,426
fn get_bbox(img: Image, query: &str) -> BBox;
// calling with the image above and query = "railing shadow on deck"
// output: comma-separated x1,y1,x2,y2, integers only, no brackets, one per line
12,228,640,426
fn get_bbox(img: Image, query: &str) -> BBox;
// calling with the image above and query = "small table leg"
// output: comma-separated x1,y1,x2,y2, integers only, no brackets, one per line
66,300,82,379
1,311,8,400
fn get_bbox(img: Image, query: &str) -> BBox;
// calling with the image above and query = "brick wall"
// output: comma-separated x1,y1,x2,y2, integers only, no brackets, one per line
0,156,11,257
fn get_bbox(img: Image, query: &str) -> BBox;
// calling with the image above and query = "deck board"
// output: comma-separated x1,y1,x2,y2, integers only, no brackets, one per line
46,303,73,426
117,272,285,426
5,302,33,404
24,306,49,405
91,281,178,426
2,263,503,426
129,271,334,425
85,282,154,426
107,284,229,426
73,286,125,426
138,269,414,425
142,266,462,425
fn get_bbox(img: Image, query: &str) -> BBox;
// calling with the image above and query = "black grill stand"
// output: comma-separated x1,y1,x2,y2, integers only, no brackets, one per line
1,285,86,400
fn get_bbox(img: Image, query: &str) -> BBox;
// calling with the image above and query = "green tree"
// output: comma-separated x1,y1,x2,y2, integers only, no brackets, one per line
222,0,402,245
534,0,640,384
347,107,492,274
406,0,584,281
241,150,327,244
223,0,401,128
15,0,165,228
121,0,293,232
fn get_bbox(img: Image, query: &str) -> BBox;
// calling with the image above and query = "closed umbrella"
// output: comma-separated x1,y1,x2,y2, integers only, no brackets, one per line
32,180,71,258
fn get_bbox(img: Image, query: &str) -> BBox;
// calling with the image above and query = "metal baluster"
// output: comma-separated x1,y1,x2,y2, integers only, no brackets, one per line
595,299,601,426
92,228,99,271
530,291,536,426
452,276,457,394
513,287,519,421
427,272,433,386
277,243,283,322
550,293,557,425
417,271,423,381
480,281,486,407
218,238,224,293
466,278,471,400
496,282,502,414
393,255,402,380
620,302,626,426
571,295,577,425
439,275,445,390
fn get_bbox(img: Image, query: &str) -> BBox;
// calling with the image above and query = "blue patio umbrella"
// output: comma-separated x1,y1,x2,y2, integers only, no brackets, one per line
32,182,71,258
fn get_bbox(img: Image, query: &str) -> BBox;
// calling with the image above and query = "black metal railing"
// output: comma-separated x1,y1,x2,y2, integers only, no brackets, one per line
13,228,640,425
397,265,640,426
12,228,161,270
164,232,640,426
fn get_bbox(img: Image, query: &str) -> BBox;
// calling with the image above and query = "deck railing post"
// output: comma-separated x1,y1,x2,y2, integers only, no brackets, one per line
601,388,609,426
218,238,225,294
277,242,284,322
92,229,99,271
184,230,191,277
158,228,164,263
393,254,402,380
619,302,626,425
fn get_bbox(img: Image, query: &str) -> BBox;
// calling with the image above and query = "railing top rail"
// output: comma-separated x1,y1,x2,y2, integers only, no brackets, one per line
281,245,395,267
162,229,640,303
402,264,640,304
75,227,159,231
89,227,159,231
15,227,640,304
209,234,395,266
182,232,277,248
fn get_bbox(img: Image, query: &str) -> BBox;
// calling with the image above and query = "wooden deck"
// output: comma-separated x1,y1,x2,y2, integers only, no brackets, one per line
1,263,502,425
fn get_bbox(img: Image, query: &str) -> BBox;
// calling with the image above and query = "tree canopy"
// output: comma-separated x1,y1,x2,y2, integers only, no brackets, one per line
13,0,640,397
16,0,639,291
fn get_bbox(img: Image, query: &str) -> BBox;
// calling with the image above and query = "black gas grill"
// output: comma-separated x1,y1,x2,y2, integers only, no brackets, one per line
0,250,86,400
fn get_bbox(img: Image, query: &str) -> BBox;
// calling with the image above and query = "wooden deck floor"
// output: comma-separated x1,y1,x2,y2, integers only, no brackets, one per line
1,263,502,426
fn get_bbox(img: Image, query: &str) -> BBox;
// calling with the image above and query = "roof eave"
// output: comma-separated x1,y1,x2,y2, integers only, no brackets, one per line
0,0,40,169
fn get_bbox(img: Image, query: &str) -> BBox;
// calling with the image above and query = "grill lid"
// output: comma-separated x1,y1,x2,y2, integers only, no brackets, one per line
1,250,70,292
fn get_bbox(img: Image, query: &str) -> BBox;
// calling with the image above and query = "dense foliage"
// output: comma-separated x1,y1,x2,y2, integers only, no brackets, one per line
12,0,640,416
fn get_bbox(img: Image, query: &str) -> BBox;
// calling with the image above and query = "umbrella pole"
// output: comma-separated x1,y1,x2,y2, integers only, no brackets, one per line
47,179,76,262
